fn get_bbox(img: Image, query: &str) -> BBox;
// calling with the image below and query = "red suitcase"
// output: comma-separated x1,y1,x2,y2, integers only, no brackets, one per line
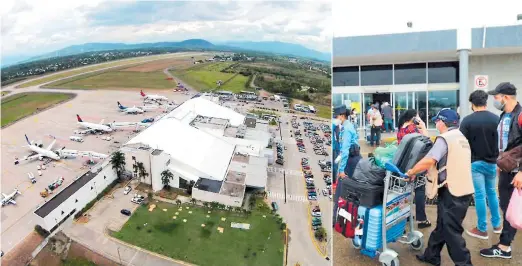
334,197,359,238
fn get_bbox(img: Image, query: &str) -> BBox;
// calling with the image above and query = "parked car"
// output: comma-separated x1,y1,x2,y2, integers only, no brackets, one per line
308,195,318,201
271,202,279,212
312,220,322,226
312,211,322,217
120,209,131,216
276,158,284,165
123,186,132,195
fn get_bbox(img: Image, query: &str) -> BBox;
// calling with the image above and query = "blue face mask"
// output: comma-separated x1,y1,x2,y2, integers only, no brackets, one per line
493,99,505,111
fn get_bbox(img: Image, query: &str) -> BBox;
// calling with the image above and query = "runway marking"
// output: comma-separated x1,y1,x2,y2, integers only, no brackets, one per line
27,219,33,225
128,250,139,265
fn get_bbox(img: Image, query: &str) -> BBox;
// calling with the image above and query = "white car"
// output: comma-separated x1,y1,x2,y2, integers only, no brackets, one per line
123,186,132,195
312,211,322,217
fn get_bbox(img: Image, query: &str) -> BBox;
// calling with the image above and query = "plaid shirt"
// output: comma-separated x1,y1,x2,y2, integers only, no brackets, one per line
397,124,419,144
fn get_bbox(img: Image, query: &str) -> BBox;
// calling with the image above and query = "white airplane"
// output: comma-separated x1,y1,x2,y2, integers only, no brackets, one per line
140,90,168,101
75,115,113,134
117,102,145,114
2,189,21,206
23,134,61,161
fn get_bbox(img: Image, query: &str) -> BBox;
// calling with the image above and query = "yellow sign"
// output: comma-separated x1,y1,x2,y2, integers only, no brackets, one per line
351,102,361,113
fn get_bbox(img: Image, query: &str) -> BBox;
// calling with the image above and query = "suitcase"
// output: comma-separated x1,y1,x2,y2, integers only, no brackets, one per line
356,194,409,251
334,197,359,238
392,133,433,173
341,177,384,208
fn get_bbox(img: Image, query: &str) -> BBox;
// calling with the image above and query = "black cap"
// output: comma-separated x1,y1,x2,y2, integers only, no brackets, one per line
333,105,347,117
487,82,517,96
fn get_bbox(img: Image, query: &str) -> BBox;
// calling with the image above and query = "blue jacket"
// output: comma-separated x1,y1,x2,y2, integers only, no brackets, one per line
338,120,359,174
332,123,340,153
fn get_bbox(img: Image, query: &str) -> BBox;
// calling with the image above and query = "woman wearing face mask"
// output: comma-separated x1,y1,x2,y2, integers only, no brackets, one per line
396,109,431,228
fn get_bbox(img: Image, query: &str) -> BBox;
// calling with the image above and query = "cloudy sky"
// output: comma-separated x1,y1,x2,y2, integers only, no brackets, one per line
1,0,332,60
334,0,522,37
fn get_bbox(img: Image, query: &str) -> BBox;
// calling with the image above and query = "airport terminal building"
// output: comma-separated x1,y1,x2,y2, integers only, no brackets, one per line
333,24,522,130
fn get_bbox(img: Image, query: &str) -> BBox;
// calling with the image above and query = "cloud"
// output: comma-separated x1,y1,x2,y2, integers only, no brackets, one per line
2,0,332,57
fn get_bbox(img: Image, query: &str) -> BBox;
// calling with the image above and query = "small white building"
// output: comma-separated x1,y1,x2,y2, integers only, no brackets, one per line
33,160,118,232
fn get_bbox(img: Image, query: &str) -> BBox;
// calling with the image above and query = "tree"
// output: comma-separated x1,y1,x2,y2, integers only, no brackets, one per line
227,206,233,212
161,170,173,189
234,207,242,213
210,201,219,210
110,151,126,179
314,227,326,241
217,203,225,210
147,192,153,201
136,162,149,183
203,202,210,209
187,180,195,195
175,199,182,205
190,198,197,205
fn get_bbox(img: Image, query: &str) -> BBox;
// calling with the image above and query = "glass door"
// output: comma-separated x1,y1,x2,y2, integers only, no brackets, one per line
342,93,363,129
394,92,407,128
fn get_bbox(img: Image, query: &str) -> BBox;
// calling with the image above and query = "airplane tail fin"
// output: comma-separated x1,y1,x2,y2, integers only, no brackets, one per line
117,102,125,109
76,114,83,122
140,90,146,97
15,189,21,195
24,134,31,145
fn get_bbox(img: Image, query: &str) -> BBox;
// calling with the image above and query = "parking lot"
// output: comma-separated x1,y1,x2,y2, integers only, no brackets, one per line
265,110,331,266
1,89,192,255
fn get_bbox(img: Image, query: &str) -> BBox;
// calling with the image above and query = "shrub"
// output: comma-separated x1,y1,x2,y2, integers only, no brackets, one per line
136,226,141,230
34,225,50,237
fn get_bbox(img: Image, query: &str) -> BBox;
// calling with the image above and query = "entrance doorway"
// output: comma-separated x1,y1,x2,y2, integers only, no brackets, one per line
363,92,391,115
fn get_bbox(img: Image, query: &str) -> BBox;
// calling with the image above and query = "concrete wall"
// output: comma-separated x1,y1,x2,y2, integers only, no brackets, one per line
150,151,171,192
192,188,243,207
37,162,118,231
468,53,522,114
121,147,152,184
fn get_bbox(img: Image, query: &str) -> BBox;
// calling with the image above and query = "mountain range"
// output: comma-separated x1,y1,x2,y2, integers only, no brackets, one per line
2,39,330,67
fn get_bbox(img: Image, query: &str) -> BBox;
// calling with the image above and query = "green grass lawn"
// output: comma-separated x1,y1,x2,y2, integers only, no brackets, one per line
1,91,11,96
1,92,74,127
171,63,251,93
63,257,98,266
47,71,175,90
17,54,175,88
113,202,284,266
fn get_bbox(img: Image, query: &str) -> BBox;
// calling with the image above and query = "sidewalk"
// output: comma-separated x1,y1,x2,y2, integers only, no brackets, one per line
333,206,522,265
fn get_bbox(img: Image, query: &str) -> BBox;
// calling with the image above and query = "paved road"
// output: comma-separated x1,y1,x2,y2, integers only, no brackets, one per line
63,183,184,266
266,112,331,266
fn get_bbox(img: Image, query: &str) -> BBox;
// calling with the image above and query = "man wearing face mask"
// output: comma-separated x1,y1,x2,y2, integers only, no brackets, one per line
480,82,522,260
332,104,359,226
406,108,474,266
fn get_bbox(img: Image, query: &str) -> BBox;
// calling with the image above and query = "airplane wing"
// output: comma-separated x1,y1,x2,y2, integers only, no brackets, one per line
9,199,16,205
46,139,57,151
2,193,7,198
25,153,42,161
76,129,94,134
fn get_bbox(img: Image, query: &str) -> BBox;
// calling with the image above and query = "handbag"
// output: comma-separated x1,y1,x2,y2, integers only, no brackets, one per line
497,145,522,172
506,188,522,230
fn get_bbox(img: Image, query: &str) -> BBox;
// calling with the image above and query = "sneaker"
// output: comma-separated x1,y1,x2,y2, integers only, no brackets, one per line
493,227,502,234
480,245,512,259
466,227,488,240
415,254,441,265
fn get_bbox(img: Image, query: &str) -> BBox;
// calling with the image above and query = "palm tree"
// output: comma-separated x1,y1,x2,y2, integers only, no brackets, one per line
203,202,210,209
234,207,242,213
210,201,219,210
187,180,195,195
227,206,233,212
136,162,149,183
161,170,173,190
190,198,197,205
175,199,182,205
110,151,126,179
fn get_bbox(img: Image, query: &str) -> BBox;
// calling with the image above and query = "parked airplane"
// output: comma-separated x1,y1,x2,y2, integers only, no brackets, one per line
117,102,145,114
2,189,21,206
140,90,168,101
23,134,61,161
75,115,113,134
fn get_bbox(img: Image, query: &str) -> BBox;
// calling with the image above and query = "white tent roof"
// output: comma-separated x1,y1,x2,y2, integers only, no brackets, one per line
126,118,235,181
165,97,245,127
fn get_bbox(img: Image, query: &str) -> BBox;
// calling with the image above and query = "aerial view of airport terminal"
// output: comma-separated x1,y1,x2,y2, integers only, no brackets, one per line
1,1,332,266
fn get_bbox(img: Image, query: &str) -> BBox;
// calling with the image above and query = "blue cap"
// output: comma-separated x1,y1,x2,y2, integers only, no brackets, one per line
431,108,459,125
333,105,347,117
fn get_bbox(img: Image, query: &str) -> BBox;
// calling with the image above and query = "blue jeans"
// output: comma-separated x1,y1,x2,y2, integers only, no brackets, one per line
384,118,394,132
471,161,502,233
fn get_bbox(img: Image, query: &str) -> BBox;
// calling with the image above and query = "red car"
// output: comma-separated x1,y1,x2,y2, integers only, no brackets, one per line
303,165,311,170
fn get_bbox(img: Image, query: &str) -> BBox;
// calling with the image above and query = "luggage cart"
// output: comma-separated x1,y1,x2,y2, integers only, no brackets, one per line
353,162,426,266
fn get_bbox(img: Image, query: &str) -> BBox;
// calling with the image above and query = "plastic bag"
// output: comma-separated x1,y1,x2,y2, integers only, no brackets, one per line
506,188,522,230
373,144,398,168
352,158,386,186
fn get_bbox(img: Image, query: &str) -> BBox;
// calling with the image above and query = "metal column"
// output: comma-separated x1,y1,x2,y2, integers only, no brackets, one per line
458,49,470,117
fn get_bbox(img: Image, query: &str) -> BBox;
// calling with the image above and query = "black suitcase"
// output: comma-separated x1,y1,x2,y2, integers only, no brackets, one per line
340,177,384,208
392,133,433,173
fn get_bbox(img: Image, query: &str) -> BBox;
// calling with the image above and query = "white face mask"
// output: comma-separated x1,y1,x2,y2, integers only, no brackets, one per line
333,118,341,126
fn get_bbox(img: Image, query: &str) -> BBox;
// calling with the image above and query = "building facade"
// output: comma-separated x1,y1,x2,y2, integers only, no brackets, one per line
333,24,522,130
